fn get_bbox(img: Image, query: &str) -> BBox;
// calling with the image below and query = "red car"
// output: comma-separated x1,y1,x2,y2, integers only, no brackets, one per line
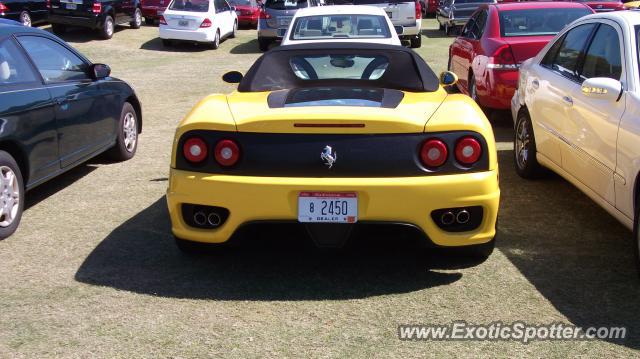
423,0,438,15
566,0,625,12
141,0,169,25
447,2,593,110
229,0,260,28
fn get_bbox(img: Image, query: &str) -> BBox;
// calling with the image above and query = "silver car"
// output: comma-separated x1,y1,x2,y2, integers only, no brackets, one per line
258,0,321,51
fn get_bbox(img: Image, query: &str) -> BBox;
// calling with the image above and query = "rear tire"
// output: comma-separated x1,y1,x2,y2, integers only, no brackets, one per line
410,35,422,48
100,15,115,39
19,11,32,27
51,23,67,35
229,20,237,38
0,151,24,241
130,7,142,29
211,30,220,49
514,110,544,179
258,37,270,51
106,102,138,161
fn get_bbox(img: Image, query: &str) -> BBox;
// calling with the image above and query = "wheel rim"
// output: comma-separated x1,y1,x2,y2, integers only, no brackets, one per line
0,166,19,228
123,112,137,152
21,12,31,27
515,117,531,170
234,22,237,35
107,19,114,36
135,9,142,26
215,32,220,46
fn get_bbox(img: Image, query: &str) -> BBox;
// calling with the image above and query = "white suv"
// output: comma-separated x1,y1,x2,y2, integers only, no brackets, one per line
352,0,422,47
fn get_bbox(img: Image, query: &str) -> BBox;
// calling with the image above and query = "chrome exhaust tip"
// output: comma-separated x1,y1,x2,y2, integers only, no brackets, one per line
441,211,455,226
456,209,470,224
207,212,222,227
193,211,207,226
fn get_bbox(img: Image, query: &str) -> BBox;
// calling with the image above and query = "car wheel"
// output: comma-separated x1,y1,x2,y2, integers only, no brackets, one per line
410,35,421,48
514,110,544,179
145,17,154,26
101,15,115,39
258,37,270,51
211,30,220,49
107,102,138,161
0,151,24,241
51,23,67,35
131,8,142,29
230,20,237,38
19,11,32,27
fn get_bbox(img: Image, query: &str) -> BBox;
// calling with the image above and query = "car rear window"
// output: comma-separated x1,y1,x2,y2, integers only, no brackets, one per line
499,8,593,37
168,0,210,12
290,15,391,40
265,0,308,10
290,54,389,80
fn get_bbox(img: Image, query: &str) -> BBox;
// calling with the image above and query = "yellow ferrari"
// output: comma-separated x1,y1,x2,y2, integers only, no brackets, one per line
624,1,640,8
167,43,500,257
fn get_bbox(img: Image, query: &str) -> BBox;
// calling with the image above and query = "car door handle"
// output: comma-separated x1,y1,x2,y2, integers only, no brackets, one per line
562,95,573,106
531,79,539,89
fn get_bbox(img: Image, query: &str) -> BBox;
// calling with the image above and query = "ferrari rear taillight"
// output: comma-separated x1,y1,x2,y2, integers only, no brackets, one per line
183,137,208,163
415,0,422,19
259,9,271,19
200,18,212,28
159,15,167,25
92,2,101,14
0,2,8,14
487,44,518,70
420,139,448,168
214,139,240,167
455,137,482,166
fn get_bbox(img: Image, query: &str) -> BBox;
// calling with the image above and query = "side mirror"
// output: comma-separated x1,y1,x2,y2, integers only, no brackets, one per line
581,77,623,101
222,71,243,84
90,63,111,80
439,71,458,87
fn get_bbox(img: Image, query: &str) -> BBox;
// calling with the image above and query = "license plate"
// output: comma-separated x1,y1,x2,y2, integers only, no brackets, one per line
386,11,392,18
278,17,291,26
298,192,358,223
66,3,77,9
178,20,189,26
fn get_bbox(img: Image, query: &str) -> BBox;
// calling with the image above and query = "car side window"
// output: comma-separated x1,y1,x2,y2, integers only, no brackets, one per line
579,24,622,81
214,0,222,12
540,34,565,68
0,39,38,86
461,12,479,39
474,10,488,38
223,0,231,10
17,36,89,83
549,23,596,81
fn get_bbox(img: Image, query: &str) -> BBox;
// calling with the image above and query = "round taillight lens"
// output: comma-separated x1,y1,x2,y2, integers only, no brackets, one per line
183,137,208,163
455,137,482,165
420,139,448,168
214,139,240,167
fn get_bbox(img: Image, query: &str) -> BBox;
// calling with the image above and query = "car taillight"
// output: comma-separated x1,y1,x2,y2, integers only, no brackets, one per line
259,9,271,19
0,2,8,13
183,137,208,163
455,137,482,165
487,44,518,70
200,18,212,28
46,0,51,9
420,139,448,168
159,15,167,25
214,139,240,167
415,0,422,19
92,2,101,14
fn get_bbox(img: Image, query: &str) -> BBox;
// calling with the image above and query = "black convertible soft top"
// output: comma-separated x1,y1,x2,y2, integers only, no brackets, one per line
237,43,440,93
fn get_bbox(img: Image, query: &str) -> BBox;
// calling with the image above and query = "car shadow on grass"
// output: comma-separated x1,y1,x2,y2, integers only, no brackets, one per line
230,39,263,54
73,196,490,301
25,164,98,210
42,26,126,44
140,37,213,52
422,28,450,39
496,149,640,349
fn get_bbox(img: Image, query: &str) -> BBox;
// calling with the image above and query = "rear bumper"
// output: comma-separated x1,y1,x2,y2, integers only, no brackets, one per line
478,68,518,110
141,6,166,19
258,23,283,39
237,14,258,25
48,13,101,28
166,169,500,247
396,21,421,36
159,26,215,42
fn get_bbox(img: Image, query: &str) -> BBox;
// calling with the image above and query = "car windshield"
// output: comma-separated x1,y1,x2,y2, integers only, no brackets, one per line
237,47,440,92
168,0,210,11
499,8,592,37
289,15,391,40
265,0,308,9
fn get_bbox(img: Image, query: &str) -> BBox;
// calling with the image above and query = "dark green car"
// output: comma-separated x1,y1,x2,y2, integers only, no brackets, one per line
0,22,142,239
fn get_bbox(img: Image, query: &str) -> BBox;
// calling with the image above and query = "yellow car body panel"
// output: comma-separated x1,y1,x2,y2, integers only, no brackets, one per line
168,87,500,247
624,1,640,8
